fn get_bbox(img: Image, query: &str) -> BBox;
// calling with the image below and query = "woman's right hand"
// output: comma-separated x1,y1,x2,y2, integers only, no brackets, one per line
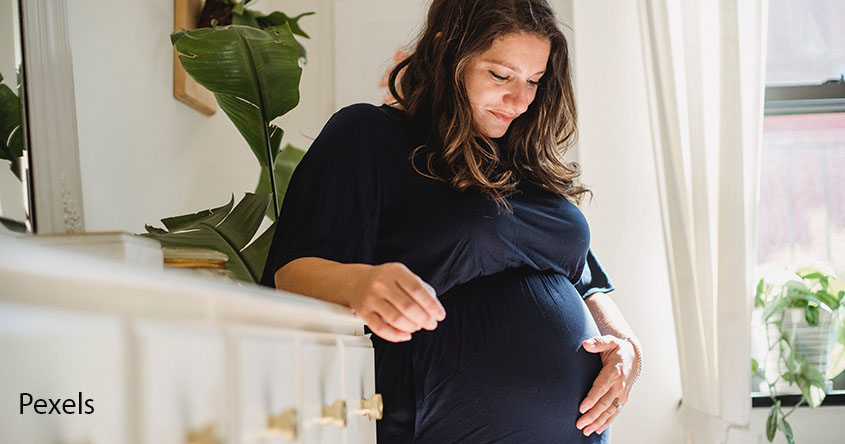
349,262,446,342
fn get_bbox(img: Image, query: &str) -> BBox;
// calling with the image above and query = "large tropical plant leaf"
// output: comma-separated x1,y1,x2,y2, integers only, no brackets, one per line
171,24,302,170
256,143,305,220
242,219,276,279
229,7,313,61
142,193,273,283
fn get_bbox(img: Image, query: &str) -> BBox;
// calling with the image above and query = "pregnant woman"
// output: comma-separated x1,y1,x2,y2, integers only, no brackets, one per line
261,0,641,441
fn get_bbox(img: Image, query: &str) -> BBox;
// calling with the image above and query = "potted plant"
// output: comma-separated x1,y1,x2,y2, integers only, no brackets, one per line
751,262,845,443
142,10,312,283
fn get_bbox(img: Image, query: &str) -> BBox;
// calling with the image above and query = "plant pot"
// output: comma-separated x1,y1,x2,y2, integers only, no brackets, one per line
751,308,836,395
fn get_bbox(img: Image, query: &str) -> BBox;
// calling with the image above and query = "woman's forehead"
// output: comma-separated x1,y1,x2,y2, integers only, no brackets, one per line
475,33,550,71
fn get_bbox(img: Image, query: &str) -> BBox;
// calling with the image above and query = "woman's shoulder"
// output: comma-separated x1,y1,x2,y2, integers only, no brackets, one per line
307,103,415,163
327,103,410,134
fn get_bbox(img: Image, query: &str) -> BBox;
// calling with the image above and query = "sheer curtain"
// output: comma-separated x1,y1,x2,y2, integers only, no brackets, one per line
636,0,768,442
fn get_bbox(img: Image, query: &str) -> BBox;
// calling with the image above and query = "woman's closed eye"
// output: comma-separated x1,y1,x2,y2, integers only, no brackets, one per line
489,70,540,87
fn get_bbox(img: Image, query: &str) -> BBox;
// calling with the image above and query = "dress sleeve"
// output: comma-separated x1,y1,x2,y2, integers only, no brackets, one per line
574,249,615,298
259,106,383,287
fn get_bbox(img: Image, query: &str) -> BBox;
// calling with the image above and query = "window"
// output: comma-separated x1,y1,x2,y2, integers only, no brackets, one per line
752,0,845,406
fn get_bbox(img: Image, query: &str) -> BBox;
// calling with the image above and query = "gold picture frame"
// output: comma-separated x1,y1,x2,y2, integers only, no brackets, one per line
173,0,217,116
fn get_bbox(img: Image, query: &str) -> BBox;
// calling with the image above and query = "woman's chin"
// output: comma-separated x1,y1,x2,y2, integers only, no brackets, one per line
481,126,508,139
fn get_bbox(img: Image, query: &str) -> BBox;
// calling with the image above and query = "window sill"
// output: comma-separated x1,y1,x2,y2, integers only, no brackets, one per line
751,391,845,408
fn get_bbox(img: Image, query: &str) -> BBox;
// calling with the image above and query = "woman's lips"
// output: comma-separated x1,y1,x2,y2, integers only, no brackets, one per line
490,110,516,123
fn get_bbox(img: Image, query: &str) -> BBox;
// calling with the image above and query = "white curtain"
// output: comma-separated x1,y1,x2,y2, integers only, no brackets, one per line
636,0,768,443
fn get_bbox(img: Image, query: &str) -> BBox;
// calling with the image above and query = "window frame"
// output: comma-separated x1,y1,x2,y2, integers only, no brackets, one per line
751,74,845,408
764,76,845,116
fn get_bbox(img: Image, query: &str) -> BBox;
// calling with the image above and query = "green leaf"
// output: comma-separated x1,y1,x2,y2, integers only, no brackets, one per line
755,278,766,308
752,358,759,375
256,143,305,220
232,9,261,28
268,125,283,161
826,342,845,379
839,319,845,345
792,354,827,408
780,417,794,444
144,225,167,235
256,11,314,38
804,304,820,326
813,289,839,311
241,219,276,280
766,401,779,442
141,194,273,283
784,288,828,312
0,74,24,175
171,24,302,168
159,196,234,231
148,226,255,282
0,215,27,233
763,296,791,320
254,11,313,62
216,192,271,249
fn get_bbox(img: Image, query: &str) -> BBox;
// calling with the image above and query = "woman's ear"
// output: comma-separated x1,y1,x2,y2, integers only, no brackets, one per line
434,31,443,40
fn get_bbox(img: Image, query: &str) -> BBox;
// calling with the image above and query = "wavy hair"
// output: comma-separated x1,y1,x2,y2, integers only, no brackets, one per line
387,0,590,209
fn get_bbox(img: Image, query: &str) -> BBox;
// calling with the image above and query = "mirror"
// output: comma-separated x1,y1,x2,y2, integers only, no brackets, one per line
0,0,29,233
4,0,85,235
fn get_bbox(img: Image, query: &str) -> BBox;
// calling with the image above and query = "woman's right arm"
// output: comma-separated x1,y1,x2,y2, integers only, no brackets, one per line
275,258,446,342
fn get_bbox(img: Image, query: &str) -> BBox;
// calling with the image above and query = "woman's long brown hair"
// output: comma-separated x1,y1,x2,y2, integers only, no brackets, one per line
387,0,590,210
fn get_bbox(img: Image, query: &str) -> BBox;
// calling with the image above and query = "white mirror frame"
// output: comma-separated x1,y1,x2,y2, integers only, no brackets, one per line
19,0,84,233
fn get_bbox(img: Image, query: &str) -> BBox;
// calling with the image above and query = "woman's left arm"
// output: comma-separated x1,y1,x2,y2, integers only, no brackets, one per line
575,292,642,436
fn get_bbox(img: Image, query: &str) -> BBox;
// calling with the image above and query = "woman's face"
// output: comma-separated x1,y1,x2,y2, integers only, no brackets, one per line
463,32,551,138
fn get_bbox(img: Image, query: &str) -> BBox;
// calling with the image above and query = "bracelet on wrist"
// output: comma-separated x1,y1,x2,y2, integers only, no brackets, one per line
622,336,642,385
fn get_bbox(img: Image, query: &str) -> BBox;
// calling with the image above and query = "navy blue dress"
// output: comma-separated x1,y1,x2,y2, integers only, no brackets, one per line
261,104,615,443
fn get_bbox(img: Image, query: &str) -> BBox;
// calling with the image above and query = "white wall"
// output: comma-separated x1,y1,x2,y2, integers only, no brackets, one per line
570,1,684,443
66,0,335,233
749,405,845,444
333,0,430,108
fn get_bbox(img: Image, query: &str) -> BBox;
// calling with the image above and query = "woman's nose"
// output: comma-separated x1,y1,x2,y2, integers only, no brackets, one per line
504,83,533,114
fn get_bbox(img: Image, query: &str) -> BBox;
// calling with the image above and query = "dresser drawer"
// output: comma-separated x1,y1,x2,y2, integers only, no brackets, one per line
230,326,300,444
343,338,378,444
301,340,345,444
134,321,227,444
0,302,127,444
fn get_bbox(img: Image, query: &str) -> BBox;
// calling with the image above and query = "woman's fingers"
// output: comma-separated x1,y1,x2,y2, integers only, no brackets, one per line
576,387,618,432
370,297,424,334
578,361,618,413
358,310,412,342
595,407,620,435
350,262,445,340
584,404,621,436
393,264,446,322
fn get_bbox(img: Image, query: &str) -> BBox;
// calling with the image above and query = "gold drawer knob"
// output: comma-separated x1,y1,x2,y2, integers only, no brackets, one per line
321,399,347,427
267,408,298,440
186,423,220,444
360,393,383,420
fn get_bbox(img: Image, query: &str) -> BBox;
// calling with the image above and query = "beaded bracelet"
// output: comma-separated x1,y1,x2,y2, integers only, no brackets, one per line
622,336,642,384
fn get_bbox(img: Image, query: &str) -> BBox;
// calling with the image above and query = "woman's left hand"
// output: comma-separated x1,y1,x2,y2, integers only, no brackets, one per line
576,335,638,436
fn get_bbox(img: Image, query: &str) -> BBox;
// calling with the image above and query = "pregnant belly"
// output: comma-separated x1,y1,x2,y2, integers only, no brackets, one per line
392,267,606,443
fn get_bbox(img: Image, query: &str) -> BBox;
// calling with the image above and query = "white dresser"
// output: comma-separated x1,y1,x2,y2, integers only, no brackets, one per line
0,237,380,444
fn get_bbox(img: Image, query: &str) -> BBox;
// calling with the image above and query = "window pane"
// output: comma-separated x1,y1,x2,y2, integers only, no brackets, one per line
766,0,845,86
757,113,845,274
